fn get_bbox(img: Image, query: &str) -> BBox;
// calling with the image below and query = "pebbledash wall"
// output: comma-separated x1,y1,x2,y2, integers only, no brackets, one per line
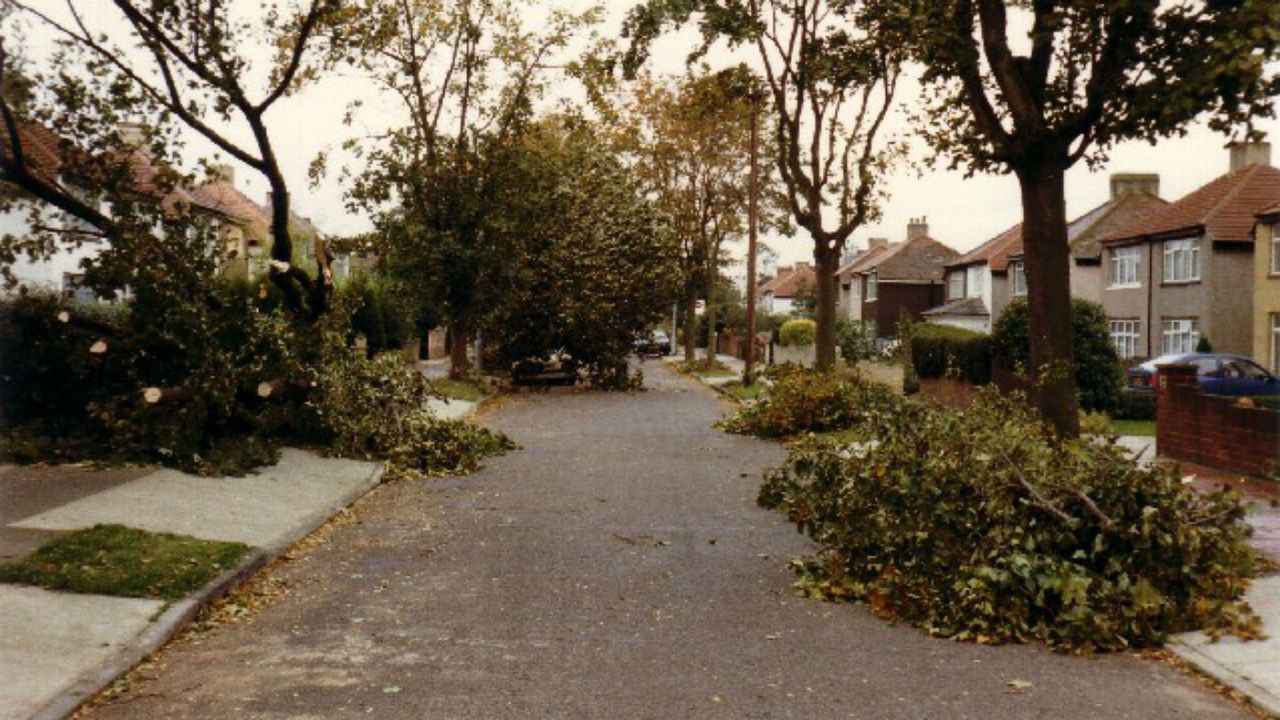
1156,364,1279,478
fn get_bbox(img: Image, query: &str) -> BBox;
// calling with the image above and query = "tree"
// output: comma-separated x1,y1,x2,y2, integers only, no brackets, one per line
862,0,1280,436
623,0,903,370
3,0,340,318
492,118,680,386
616,67,761,364
322,0,594,377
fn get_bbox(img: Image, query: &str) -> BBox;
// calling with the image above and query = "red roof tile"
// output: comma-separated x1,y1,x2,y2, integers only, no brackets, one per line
949,223,1022,272
761,264,816,298
1106,163,1280,244
0,122,66,178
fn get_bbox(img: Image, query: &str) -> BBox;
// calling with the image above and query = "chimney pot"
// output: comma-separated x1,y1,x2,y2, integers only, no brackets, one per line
1110,173,1160,199
907,217,929,241
1228,139,1271,171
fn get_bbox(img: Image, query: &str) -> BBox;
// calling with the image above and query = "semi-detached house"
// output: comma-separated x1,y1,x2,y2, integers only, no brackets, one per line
1101,141,1280,360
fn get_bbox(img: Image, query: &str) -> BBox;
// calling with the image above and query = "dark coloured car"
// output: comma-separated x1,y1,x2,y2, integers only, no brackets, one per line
512,349,579,386
635,330,671,357
1126,353,1280,397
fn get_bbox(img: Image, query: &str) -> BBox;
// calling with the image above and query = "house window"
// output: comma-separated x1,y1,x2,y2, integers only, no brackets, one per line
1011,261,1027,296
1162,239,1200,283
947,271,964,300
866,271,878,301
1108,319,1140,360
1109,247,1140,287
1161,318,1201,355
1271,227,1280,275
1272,314,1280,373
966,265,985,298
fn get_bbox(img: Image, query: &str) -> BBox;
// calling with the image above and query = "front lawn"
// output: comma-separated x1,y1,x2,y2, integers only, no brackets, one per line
0,524,250,600
677,359,736,378
1112,419,1156,437
720,380,766,402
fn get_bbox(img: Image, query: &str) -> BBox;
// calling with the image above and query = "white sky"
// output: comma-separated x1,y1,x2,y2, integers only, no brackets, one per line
17,0,1280,274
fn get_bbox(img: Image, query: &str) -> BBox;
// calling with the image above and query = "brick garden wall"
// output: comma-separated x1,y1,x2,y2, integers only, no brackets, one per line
1156,365,1279,478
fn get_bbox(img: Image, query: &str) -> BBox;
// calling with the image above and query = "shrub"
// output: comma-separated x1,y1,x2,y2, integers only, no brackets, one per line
778,319,816,347
758,382,1260,652
718,366,898,438
836,320,877,363
992,298,1123,413
910,323,992,384
1196,336,1214,353
1115,389,1157,421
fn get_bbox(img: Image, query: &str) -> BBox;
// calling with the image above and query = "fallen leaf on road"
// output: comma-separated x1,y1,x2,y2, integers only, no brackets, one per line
383,686,401,694
1006,679,1033,691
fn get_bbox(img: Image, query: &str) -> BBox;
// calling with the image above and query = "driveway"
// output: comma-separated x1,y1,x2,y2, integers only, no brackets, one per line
84,361,1251,719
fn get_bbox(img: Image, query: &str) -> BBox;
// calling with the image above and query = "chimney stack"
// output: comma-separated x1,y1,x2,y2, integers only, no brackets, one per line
867,237,889,250
1110,173,1160,199
1228,139,1272,171
907,217,929,241
211,163,235,187
116,122,146,146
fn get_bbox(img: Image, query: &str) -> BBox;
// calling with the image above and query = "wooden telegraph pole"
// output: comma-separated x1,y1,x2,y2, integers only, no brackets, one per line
743,88,760,385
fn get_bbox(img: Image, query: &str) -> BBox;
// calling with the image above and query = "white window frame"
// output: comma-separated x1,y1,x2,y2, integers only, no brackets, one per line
866,271,878,301
1109,247,1141,288
1271,226,1280,275
1162,239,1200,283
1108,319,1140,360
1161,318,1201,355
947,271,964,300
966,265,985,299
1011,261,1027,296
1272,314,1280,374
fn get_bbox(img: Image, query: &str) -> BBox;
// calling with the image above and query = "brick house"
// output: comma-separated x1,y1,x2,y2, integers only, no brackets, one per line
1255,201,1280,371
925,174,1166,334
759,262,816,316
1101,141,1280,360
850,218,960,337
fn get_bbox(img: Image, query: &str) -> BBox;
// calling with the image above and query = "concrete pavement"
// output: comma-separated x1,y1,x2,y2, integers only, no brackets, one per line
0,448,383,720
79,361,1257,719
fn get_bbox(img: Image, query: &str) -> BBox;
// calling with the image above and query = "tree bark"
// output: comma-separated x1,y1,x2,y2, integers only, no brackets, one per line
1016,161,1080,438
683,283,697,364
813,244,840,371
704,267,717,364
449,325,471,379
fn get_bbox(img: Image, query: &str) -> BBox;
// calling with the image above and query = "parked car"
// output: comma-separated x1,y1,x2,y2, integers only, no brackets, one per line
635,330,671,357
512,349,578,386
1126,353,1280,397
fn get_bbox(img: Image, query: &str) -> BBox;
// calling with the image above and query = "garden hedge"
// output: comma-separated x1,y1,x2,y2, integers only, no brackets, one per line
779,319,816,347
910,323,992,384
992,298,1123,413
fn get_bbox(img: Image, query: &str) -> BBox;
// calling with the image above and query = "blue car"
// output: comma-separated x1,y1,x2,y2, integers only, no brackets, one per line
1126,353,1280,397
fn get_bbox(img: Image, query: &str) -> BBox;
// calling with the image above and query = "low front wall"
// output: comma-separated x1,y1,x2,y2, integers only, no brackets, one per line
1156,365,1279,478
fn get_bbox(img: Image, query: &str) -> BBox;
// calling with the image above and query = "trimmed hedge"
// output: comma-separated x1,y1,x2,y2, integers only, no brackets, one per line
779,319,816,347
911,323,992,384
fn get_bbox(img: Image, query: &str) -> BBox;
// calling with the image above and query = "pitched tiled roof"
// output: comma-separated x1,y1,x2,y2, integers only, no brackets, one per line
922,296,989,318
761,264,816,298
1067,192,1168,260
865,236,960,282
1260,200,1280,222
838,243,899,275
189,181,271,239
0,122,64,177
949,223,1022,272
1105,163,1280,245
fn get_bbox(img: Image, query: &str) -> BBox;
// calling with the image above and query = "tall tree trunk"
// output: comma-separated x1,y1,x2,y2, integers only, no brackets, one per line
813,244,840,371
450,325,471,379
704,267,717,364
1016,162,1080,438
683,283,697,363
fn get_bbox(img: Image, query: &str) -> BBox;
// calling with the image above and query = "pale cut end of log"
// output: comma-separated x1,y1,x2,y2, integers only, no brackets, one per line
57,311,70,323
143,387,163,404
268,259,292,273
257,381,275,398
89,340,108,354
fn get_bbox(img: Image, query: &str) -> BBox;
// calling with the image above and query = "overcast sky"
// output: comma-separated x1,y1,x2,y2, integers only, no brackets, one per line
19,0,1280,273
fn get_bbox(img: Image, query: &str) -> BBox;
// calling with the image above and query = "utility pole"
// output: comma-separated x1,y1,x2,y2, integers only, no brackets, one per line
743,88,760,385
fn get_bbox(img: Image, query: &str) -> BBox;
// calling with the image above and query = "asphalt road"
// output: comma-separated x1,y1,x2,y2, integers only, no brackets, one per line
86,361,1252,719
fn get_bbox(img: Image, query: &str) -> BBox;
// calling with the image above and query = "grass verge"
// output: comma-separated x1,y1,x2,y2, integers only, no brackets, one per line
1112,419,1156,437
430,377,483,402
720,380,767,402
0,524,250,600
